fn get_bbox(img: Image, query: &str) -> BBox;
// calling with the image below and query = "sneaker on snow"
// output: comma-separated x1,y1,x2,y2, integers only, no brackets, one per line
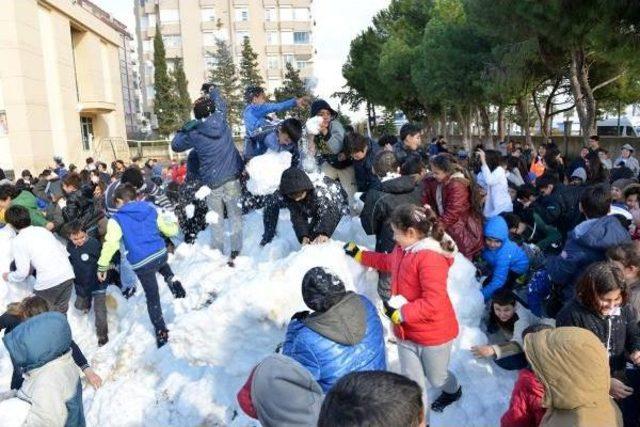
259,237,272,247
156,329,169,348
431,387,462,413
227,250,240,267
122,285,137,299
168,280,186,298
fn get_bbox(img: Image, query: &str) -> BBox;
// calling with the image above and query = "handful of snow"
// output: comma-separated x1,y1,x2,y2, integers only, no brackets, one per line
246,151,292,195
205,211,219,224
305,116,323,136
195,185,212,201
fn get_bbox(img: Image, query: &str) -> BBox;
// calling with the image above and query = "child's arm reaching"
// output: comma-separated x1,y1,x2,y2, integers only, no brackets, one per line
97,219,122,274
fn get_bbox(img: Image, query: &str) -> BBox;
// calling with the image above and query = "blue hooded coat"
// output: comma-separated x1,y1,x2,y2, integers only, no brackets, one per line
113,201,166,270
243,98,297,136
481,216,530,301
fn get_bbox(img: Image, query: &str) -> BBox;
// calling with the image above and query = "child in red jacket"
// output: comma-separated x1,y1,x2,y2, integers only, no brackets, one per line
344,203,461,424
500,323,552,427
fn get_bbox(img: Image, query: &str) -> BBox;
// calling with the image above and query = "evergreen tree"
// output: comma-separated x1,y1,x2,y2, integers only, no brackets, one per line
375,109,396,136
153,24,178,137
172,58,192,123
208,39,242,130
239,37,265,89
274,63,310,120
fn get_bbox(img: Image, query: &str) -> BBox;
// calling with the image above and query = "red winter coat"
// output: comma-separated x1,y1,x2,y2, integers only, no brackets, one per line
500,368,546,427
361,238,459,346
422,173,483,259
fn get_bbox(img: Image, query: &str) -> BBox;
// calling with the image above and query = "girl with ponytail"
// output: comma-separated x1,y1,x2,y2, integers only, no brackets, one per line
343,203,462,422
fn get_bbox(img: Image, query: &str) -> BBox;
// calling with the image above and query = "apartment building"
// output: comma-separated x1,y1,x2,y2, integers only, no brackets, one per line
134,0,315,117
0,0,129,174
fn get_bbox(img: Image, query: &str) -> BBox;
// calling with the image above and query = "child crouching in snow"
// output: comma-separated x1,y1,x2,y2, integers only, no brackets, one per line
344,204,461,423
97,184,186,348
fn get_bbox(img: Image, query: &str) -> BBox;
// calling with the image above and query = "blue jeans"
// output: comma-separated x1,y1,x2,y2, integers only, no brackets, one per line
119,242,138,290
134,254,174,333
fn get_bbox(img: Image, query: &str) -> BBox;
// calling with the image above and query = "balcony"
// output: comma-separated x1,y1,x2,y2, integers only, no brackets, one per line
280,44,314,57
146,23,181,37
265,45,281,54
200,0,215,5
267,68,282,78
262,0,277,6
279,0,312,6
201,21,218,31
233,20,250,31
278,21,313,31
233,0,249,4
165,47,183,58
78,101,116,114
263,21,278,31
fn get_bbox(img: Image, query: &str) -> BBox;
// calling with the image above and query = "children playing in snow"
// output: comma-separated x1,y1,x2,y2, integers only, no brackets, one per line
97,184,185,348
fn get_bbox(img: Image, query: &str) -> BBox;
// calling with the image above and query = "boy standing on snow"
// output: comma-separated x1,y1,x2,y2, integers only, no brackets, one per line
67,221,109,346
2,206,75,314
97,184,185,348
172,85,244,262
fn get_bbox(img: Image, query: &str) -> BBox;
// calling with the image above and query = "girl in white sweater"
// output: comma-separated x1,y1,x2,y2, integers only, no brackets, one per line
477,149,513,218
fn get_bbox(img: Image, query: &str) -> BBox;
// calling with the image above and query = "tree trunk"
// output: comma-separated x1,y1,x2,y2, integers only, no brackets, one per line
440,110,448,139
479,105,494,148
516,96,532,146
456,107,471,151
497,105,505,143
569,48,597,142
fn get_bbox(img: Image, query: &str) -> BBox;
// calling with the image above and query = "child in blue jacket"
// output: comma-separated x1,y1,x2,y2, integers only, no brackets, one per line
481,216,530,301
97,184,185,348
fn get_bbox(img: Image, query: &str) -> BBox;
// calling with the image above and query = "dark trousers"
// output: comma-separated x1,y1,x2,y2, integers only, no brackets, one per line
620,367,640,427
494,354,528,371
262,191,286,243
34,279,74,314
75,286,108,341
134,255,174,334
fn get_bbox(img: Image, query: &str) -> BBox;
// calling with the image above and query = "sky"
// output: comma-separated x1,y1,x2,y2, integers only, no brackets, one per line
93,0,390,119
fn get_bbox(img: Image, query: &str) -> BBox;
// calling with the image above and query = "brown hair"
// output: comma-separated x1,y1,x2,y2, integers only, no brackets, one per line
20,296,51,319
607,242,640,271
63,173,82,190
576,261,628,313
390,204,456,253
5,302,22,317
429,153,484,217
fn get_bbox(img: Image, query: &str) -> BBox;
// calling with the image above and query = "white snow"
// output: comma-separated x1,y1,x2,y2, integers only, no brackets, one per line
194,186,211,201
184,204,195,219
0,208,518,426
305,116,323,136
205,211,219,225
245,151,292,196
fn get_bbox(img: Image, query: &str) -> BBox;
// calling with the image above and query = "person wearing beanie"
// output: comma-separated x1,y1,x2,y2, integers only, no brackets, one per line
278,167,348,245
615,143,640,176
611,177,638,208
237,354,323,427
308,99,358,203
281,267,386,392
569,167,587,185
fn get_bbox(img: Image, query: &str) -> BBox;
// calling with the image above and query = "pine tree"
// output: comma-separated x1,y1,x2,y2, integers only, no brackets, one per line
208,39,242,130
239,37,265,89
153,23,178,137
172,58,192,123
375,109,396,136
274,62,310,120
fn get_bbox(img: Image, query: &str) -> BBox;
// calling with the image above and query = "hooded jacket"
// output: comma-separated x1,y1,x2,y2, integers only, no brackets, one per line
237,354,323,427
283,293,386,392
62,188,101,232
243,98,297,136
547,215,631,300
537,183,585,235
481,216,530,301
279,168,347,243
171,87,243,188
3,312,85,427
352,139,380,193
360,237,459,346
524,327,622,427
393,143,428,166
311,106,350,169
422,173,484,258
500,368,546,427
361,175,422,252
12,190,48,227
556,299,640,377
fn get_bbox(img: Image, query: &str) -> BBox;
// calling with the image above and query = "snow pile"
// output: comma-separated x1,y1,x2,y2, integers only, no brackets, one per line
205,211,219,225
246,151,292,195
0,209,517,426
194,186,211,201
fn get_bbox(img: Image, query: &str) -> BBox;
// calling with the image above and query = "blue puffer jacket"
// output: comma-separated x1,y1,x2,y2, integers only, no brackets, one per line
243,98,297,136
113,201,166,270
171,87,243,188
4,312,85,427
547,215,631,300
244,130,300,167
283,293,386,392
482,216,530,301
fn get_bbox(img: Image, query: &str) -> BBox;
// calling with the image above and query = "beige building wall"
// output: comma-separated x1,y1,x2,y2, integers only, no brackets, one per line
0,0,127,174
136,0,315,114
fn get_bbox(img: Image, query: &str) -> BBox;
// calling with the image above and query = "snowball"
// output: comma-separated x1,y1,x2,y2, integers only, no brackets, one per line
185,204,195,219
305,116,323,136
194,186,211,201
246,151,292,195
205,211,219,224
0,398,29,427
388,295,408,309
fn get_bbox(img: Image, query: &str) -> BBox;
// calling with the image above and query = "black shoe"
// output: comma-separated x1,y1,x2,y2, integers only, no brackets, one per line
259,237,272,247
168,280,186,298
228,251,240,267
156,329,169,348
122,285,137,299
98,337,109,347
431,387,462,413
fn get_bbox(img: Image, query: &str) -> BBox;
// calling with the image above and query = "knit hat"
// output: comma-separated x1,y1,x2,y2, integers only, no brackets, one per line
570,167,587,182
279,167,314,196
622,143,635,152
611,178,637,192
310,99,337,118
301,267,347,312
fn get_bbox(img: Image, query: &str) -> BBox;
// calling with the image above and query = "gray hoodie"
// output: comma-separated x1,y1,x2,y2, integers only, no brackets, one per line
251,354,324,427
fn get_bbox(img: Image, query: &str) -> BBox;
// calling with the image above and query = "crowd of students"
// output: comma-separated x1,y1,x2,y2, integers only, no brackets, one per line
1,80,640,426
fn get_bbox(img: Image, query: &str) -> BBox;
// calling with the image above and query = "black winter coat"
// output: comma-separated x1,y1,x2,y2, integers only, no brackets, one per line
537,183,586,235
360,176,422,252
557,299,640,377
62,187,100,230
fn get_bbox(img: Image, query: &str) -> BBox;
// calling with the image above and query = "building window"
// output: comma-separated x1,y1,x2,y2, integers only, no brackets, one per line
140,15,149,30
268,56,280,70
201,8,215,22
234,8,249,22
293,8,310,21
148,14,156,28
162,35,182,49
146,85,155,99
283,54,294,65
159,9,179,23
142,39,153,53
204,54,217,69
279,7,293,21
236,31,249,44
0,111,8,136
267,31,279,45
296,60,308,70
265,8,276,22
203,31,216,46
294,32,310,44
80,117,94,151
281,31,293,45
